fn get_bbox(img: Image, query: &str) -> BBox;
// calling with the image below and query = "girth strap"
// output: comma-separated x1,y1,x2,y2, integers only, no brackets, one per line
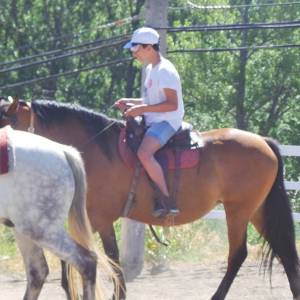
171,147,181,209
122,161,142,217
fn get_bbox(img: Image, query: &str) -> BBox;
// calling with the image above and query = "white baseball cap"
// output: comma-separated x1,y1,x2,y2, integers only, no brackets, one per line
123,27,160,49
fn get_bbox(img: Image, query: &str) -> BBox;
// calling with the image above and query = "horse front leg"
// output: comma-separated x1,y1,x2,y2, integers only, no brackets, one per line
100,226,126,300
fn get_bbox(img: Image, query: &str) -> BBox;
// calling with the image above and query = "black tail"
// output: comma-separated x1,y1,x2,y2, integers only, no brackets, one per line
262,138,299,276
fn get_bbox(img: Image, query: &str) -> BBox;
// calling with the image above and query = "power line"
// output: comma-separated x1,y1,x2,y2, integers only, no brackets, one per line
0,38,129,74
0,34,130,69
1,19,299,89
1,42,298,91
2,20,299,73
168,43,300,54
179,1,300,10
0,14,139,54
46,13,138,43
0,58,133,91
158,20,300,32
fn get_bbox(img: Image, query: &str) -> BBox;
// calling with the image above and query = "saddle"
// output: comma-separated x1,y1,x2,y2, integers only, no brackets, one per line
119,117,202,217
120,117,201,170
126,116,193,151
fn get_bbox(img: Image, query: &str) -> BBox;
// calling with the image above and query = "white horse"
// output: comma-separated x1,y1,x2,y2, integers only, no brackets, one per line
0,126,115,300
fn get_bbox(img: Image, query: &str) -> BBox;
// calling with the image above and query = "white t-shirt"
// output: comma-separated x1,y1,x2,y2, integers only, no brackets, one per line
143,56,184,130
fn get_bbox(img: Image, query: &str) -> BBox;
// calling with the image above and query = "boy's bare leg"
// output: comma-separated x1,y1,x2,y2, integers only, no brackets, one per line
138,136,179,217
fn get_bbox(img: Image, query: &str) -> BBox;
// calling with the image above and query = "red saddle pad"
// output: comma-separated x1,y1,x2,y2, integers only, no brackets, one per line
118,128,200,170
0,127,9,174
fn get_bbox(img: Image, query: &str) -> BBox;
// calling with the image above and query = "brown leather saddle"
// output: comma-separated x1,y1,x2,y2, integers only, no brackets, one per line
125,116,195,154
121,117,201,217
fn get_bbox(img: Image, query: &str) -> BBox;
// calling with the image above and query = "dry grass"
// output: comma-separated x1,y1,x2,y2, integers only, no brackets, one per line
0,249,61,275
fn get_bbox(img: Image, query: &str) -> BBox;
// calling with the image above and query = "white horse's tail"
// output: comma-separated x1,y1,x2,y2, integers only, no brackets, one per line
63,146,119,300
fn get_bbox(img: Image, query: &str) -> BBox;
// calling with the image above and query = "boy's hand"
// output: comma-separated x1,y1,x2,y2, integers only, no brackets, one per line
114,99,128,110
124,104,146,118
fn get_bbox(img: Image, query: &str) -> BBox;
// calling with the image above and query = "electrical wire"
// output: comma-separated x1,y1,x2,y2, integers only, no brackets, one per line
2,40,299,91
1,15,299,90
0,57,133,91
158,20,300,32
179,1,300,10
0,38,129,74
2,20,299,73
0,34,130,69
0,14,139,54
168,43,300,54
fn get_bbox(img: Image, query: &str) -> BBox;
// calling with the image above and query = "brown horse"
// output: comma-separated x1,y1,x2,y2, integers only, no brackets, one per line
0,97,299,300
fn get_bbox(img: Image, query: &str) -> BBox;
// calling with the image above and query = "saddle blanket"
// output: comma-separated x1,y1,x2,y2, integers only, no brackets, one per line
118,128,201,170
0,127,9,174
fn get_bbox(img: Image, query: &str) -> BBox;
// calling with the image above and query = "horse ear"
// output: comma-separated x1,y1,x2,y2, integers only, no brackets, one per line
6,96,19,116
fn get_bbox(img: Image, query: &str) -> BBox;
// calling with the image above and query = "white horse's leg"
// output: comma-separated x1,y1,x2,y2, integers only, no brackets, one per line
32,230,98,300
14,230,49,300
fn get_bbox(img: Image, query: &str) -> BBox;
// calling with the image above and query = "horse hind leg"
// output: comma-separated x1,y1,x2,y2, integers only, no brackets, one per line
61,225,125,300
40,231,98,300
14,230,49,300
211,206,248,300
61,260,72,300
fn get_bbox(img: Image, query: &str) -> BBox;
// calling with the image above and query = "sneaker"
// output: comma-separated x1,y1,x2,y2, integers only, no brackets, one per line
152,203,168,218
166,208,180,217
152,207,168,218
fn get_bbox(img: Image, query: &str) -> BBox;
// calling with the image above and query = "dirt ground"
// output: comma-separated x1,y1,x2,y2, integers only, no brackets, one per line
0,261,293,300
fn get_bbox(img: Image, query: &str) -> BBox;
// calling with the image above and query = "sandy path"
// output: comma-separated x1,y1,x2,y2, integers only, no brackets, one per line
0,261,292,300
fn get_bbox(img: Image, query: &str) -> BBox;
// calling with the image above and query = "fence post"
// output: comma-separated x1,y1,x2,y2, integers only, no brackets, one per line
120,218,145,281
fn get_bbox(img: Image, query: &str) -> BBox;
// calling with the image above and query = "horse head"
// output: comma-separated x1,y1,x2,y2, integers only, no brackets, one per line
0,96,32,130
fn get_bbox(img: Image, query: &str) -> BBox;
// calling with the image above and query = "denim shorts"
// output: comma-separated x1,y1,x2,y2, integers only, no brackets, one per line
145,121,176,146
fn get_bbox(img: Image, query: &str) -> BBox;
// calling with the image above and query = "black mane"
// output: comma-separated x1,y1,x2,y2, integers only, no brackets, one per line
31,99,124,159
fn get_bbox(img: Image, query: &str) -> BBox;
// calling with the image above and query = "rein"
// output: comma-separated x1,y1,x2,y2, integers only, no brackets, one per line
76,103,123,150
26,102,120,150
79,120,120,150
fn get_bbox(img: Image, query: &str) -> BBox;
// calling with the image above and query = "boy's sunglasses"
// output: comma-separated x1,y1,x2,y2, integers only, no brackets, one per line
130,43,141,52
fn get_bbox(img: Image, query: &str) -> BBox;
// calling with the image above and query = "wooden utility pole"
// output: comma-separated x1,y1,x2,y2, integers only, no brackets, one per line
144,0,168,55
120,0,169,281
